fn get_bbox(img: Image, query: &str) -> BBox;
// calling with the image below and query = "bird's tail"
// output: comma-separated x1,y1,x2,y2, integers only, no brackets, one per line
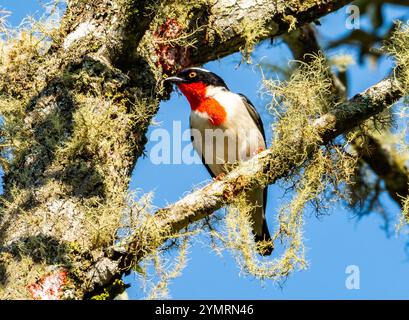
254,217,273,256
249,187,273,256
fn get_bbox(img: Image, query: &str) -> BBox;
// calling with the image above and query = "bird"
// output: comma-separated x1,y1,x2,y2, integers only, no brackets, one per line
164,67,272,256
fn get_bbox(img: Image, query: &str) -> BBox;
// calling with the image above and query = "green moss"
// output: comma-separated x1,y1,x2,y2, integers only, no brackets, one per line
90,279,127,300
235,18,270,63
383,22,409,93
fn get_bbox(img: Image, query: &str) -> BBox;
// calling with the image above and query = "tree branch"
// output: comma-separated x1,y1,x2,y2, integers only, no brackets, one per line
353,134,409,205
189,0,354,66
283,24,409,208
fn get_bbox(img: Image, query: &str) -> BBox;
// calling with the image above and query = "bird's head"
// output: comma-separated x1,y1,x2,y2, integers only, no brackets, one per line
164,67,228,108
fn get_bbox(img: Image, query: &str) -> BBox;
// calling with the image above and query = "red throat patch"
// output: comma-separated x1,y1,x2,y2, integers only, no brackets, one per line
177,82,227,126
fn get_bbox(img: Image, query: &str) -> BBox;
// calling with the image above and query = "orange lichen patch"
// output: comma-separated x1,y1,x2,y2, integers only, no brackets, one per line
153,18,191,72
27,270,67,300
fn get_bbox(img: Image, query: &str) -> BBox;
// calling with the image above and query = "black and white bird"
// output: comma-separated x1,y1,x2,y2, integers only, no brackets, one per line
165,67,272,255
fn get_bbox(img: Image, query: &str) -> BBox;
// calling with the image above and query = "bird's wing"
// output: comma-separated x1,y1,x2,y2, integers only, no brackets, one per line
189,94,266,180
238,93,267,213
238,93,266,142
190,126,216,178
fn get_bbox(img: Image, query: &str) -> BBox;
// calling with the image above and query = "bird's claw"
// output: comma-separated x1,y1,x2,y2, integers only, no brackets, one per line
252,147,265,156
213,173,226,181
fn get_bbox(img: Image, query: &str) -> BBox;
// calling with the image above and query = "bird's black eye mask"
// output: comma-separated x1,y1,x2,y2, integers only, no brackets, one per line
176,69,229,89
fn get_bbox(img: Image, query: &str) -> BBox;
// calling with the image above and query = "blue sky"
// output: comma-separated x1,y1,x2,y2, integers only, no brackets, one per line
2,1,409,299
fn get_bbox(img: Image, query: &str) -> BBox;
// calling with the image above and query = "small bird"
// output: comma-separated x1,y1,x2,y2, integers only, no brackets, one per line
164,67,272,255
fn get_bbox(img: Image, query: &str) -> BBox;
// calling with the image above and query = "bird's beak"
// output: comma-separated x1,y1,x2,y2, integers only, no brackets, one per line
163,76,184,83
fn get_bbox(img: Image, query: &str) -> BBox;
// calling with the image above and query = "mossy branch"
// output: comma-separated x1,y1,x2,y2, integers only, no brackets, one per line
283,24,409,209
190,0,354,66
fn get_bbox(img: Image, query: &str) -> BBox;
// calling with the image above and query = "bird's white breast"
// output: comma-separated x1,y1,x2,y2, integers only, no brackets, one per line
190,86,265,176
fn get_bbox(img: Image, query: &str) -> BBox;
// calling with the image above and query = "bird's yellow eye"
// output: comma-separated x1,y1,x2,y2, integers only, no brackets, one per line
189,71,197,78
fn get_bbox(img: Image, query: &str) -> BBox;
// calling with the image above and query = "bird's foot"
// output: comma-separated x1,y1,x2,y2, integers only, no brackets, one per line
252,147,265,156
213,173,226,181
